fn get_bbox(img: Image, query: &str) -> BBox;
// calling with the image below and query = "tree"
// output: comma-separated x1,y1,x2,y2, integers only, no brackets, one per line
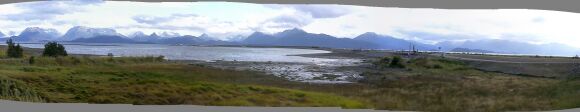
6,38,23,58
15,44,23,58
42,42,67,57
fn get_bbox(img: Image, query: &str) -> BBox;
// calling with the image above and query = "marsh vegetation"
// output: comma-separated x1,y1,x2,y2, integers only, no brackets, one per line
0,46,577,112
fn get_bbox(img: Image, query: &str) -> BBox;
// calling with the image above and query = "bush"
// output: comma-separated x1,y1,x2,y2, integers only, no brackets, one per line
6,38,23,58
42,42,67,57
373,56,391,68
28,56,35,65
389,56,405,68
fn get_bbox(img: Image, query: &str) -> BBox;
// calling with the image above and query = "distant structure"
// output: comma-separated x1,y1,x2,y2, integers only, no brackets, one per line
407,43,412,56
573,55,579,59
406,43,418,57
439,47,445,58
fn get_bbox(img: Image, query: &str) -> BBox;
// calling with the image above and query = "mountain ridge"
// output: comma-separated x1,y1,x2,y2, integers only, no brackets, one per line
1,26,578,56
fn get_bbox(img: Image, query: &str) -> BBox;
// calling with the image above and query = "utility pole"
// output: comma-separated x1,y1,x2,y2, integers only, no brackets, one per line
407,43,411,56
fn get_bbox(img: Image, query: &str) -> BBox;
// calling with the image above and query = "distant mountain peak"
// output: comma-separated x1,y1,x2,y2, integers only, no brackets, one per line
354,32,381,39
71,35,135,43
23,27,43,32
285,28,306,33
129,31,147,38
21,27,59,34
159,32,180,37
16,27,61,42
61,26,122,41
250,31,266,35
199,33,209,37
274,28,308,38
360,32,379,36
198,33,217,41
150,33,158,37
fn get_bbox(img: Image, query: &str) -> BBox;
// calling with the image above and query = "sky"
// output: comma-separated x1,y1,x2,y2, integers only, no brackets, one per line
0,0,579,48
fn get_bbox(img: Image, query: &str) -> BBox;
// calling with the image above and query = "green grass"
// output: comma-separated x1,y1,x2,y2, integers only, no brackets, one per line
0,56,365,108
0,47,578,111
355,57,580,112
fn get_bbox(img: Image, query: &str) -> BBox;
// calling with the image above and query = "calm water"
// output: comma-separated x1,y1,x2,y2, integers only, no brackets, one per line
19,43,346,63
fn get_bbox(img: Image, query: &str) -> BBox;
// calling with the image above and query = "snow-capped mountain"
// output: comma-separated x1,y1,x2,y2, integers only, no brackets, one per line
61,26,124,41
128,31,147,38
159,32,181,38
198,33,217,41
16,27,61,42
131,32,162,43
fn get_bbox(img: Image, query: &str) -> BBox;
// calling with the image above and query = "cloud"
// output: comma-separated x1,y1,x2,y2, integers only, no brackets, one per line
261,12,313,29
1,0,103,21
265,5,351,18
532,17,544,23
292,5,351,18
132,14,199,25
396,29,480,42
129,14,226,32
127,13,255,37
128,11,315,37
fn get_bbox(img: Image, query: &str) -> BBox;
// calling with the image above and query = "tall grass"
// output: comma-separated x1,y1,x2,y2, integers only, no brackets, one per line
0,56,365,108
0,76,44,102
0,56,165,66
353,57,580,111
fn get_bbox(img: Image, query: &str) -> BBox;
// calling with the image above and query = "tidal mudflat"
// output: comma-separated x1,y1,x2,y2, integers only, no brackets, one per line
18,43,367,83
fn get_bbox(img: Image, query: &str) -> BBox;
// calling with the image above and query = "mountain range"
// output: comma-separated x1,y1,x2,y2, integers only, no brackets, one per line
16,27,60,42
61,26,124,41
1,26,579,56
244,28,378,49
353,32,435,50
436,39,580,56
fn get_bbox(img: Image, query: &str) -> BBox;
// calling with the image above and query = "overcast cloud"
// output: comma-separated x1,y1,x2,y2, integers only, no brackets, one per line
2,0,102,21
0,1,578,47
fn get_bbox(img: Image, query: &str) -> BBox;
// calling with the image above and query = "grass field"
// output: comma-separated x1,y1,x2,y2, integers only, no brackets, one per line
447,54,580,63
0,56,365,108
446,54,580,78
0,47,578,112
355,57,580,111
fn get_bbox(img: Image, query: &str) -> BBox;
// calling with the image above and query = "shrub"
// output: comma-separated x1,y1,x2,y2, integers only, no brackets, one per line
42,42,67,57
28,56,35,65
6,38,23,58
389,56,405,68
373,56,391,68
432,64,443,69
